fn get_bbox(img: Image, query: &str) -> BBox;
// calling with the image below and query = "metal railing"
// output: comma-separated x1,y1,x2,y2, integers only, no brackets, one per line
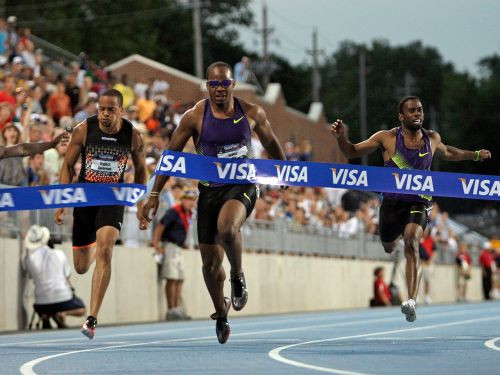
0,208,479,265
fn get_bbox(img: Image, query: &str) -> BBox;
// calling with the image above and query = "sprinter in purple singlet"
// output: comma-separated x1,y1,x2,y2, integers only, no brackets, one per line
142,62,286,344
331,96,491,323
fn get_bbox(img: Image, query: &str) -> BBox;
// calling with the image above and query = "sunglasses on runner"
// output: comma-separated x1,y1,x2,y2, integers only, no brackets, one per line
206,79,233,88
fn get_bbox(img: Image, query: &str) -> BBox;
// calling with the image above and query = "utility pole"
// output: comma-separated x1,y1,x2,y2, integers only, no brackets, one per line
307,27,324,102
359,50,368,165
260,3,274,90
193,0,203,78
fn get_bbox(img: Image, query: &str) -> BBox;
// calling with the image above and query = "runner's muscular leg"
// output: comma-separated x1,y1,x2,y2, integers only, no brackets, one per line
90,225,119,318
217,199,247,278
72,245,96,274
200,243,227,317
403,223,424,300
382,237,401,254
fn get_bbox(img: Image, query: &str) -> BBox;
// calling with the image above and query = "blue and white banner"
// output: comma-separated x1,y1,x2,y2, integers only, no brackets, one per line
154,150,500,201
0,183,146,211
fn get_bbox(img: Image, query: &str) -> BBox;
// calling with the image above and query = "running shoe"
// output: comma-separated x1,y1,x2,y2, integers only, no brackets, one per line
81,316,97,339
211,297,231,344
401,299,416,322
230,273,248,311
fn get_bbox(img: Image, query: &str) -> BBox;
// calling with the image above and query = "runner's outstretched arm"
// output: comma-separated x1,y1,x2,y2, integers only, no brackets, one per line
331,119,384,159
434,133,491,161
0,132,69,159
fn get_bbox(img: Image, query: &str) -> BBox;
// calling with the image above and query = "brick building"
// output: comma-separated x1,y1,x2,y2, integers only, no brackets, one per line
106,54,345,163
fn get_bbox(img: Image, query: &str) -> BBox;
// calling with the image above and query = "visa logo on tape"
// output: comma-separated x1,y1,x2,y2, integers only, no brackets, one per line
275,165,308,183
393,173,434,192
39,187,87,205
0,192,14,208
156,155,186,174
459,178,500,197
214,162,256,181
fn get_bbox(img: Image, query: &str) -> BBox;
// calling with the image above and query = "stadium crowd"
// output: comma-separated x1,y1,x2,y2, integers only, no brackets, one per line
0,16,499,316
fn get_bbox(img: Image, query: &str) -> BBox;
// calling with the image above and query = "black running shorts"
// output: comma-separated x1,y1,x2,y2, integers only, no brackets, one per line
197,183,258,245
34,296,85,315
72,205,124,248
379,198,430,243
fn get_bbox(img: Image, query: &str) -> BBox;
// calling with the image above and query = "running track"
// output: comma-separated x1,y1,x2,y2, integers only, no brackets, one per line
1,301,499,374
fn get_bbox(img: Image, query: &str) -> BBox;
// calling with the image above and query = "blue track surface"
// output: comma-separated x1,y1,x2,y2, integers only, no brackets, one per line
1,301,499,374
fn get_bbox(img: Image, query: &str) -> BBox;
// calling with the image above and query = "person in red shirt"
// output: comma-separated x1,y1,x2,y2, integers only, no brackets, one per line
46,81,72,125
456,242,472,302
478,242,495,300
372,267,391,307
0,74,16,105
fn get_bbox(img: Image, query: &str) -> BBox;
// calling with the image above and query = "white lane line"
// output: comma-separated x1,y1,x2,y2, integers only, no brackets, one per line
19,313,500,375
6,306,496,348
268,316,500,375
484,337,500,351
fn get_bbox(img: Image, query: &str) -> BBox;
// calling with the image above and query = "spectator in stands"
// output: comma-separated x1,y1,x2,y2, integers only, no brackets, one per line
124,104,139,126
234,56,251,83
23,225,86,329
419,228,436,304
298,139,313,161
432,211,454,253
0,74,16,108
113,74,135,109
372,267,391,307
33,48,43,77
27,153,47,186
134,77,148,99
456,241,471,302
74,97,97,122
11,55,24,79
152,189,197,321
284,141,298,161
6,16,19,55
65,74,80,113
46,81,72,125
0,123,26,185
43,128,67,184
137,88,156,123
0,18,7,56
0,102,12,130
479,242,495,300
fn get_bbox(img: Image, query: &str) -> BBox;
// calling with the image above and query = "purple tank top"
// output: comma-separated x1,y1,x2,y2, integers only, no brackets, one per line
382,127,433,203
197,97,253,186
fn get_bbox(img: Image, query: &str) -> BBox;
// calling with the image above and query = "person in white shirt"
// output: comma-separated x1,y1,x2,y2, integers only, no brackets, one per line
23,225,85,329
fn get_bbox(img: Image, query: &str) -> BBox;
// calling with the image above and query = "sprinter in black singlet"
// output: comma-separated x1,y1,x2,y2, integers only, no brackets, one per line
141,62,286,344
331,96,491,322
55,89,147,339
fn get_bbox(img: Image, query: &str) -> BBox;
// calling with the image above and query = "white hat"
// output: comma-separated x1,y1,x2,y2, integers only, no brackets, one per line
25,225,50,251
12,56,23,65
7,16,17,23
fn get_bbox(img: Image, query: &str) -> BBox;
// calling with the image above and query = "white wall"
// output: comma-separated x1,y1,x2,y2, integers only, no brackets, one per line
0,238,484,332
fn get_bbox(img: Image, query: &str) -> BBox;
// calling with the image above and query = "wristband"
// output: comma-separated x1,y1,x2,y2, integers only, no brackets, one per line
473,150,481,162
149,191,160,197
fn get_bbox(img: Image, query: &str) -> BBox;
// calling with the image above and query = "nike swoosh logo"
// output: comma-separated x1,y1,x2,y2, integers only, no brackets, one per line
410,210,423,214
243,193,251,203
418,152,429,157
233,116,244,124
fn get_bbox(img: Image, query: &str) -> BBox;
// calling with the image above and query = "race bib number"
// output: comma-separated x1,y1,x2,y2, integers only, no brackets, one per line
216,143,248,159
90,159,119,173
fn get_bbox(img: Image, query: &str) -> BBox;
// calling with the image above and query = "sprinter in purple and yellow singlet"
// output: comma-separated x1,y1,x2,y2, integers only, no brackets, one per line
55,89,147,339
141,62,286,344
332,96,491,323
